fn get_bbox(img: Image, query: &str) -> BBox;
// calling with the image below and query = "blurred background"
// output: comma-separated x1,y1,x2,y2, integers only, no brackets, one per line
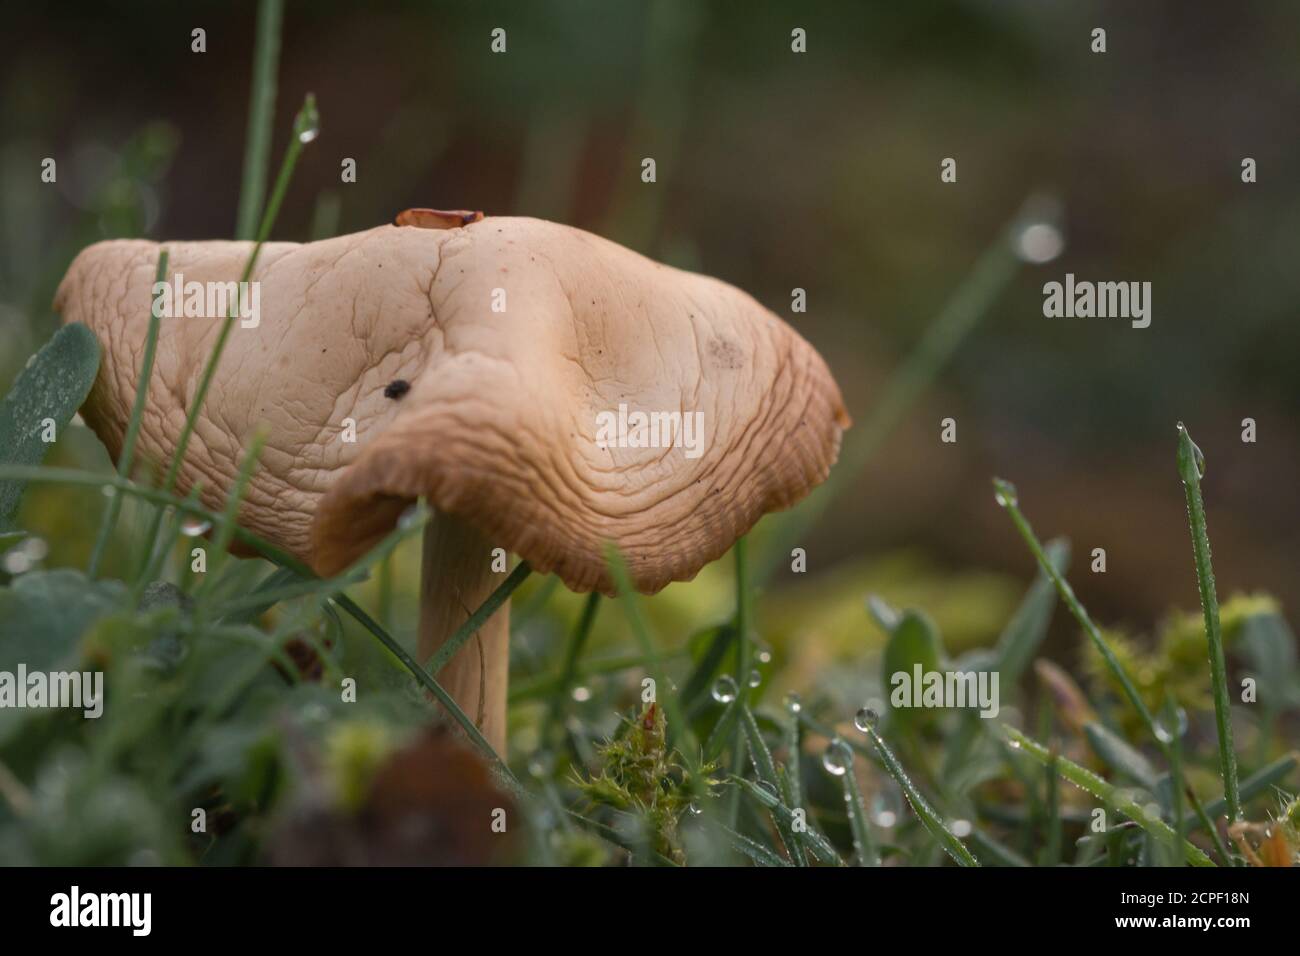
2,0,1298,719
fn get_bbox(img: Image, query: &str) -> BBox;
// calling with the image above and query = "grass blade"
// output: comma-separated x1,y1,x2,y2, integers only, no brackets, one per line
1004,726,1213,866
234,0,285,239
542,591,601,742
87,249,168,577
1175,423,1241,821
740,704,805,865
864,725,979,866
424,560,532,673
994,478,1163,748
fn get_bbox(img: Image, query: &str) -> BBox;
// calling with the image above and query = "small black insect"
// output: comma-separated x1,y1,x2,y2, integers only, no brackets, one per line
383,379,411,400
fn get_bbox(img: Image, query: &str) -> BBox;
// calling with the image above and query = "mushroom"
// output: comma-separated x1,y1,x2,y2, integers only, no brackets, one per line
54,211,850,755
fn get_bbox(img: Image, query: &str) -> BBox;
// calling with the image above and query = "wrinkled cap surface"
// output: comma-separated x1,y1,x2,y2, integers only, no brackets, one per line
55,216,850,594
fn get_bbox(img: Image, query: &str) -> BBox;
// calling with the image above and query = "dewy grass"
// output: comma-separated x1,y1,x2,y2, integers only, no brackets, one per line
1176,423,1241,822
862,724,979,867
87,248,169,579
1004,726,1214,867
993,477,1164,749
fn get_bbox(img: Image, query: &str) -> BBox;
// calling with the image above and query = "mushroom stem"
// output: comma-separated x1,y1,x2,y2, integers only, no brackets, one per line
418,514,510,755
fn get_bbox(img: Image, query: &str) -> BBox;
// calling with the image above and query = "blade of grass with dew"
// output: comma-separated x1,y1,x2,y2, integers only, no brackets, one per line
542,591,601,743
1003,726,1213,866
424,561,533,673
604,544,699,771
782,705,803,810
1180,752,1297,832
1184,781,1234,866
726,537,754,825
137,94,319,580
835,746,881,866
756,205,1037,584
1176,423,1241,821
740,705,805,865
234,0,284,240
714,822,793,867
993,478,1164,749
87,249,169,578
1162,698,1187,867
1043,749,1061,865
729,776,841,865
863,725,980,866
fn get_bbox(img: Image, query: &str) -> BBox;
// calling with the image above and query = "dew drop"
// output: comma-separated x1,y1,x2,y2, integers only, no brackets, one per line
179,517,211,537
570,685,591,702
1008,739,1022,750
3,551,32,575
822,739,852,777
748,669,762,688
854,707,879,732
950,818,973,838
1154,706,1188,744
993,479,1018,509
711,675,738,704
1014,222,1066,264
688,801,702,816
783,692,802,715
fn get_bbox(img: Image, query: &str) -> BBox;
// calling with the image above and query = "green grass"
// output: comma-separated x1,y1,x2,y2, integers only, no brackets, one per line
0,7,1294,871
1176,423,1242,822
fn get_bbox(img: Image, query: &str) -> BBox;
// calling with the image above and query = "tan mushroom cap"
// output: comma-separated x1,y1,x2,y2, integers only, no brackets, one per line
55,215,850,594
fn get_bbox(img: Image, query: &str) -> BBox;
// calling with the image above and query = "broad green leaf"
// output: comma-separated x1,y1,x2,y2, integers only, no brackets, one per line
0,323,101,530
0,569,124,744
882,609,944,724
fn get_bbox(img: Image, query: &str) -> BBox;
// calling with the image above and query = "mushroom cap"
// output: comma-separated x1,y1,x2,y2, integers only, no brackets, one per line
55,216,849,594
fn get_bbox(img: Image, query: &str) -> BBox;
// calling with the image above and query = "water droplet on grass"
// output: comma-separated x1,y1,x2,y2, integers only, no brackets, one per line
993,479,1018,508
1014,222,1065,264
711,675,737,704
179,517,211,537
822,739,852,776
748,669,762,688
854,707,878,732
783,692,802,715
